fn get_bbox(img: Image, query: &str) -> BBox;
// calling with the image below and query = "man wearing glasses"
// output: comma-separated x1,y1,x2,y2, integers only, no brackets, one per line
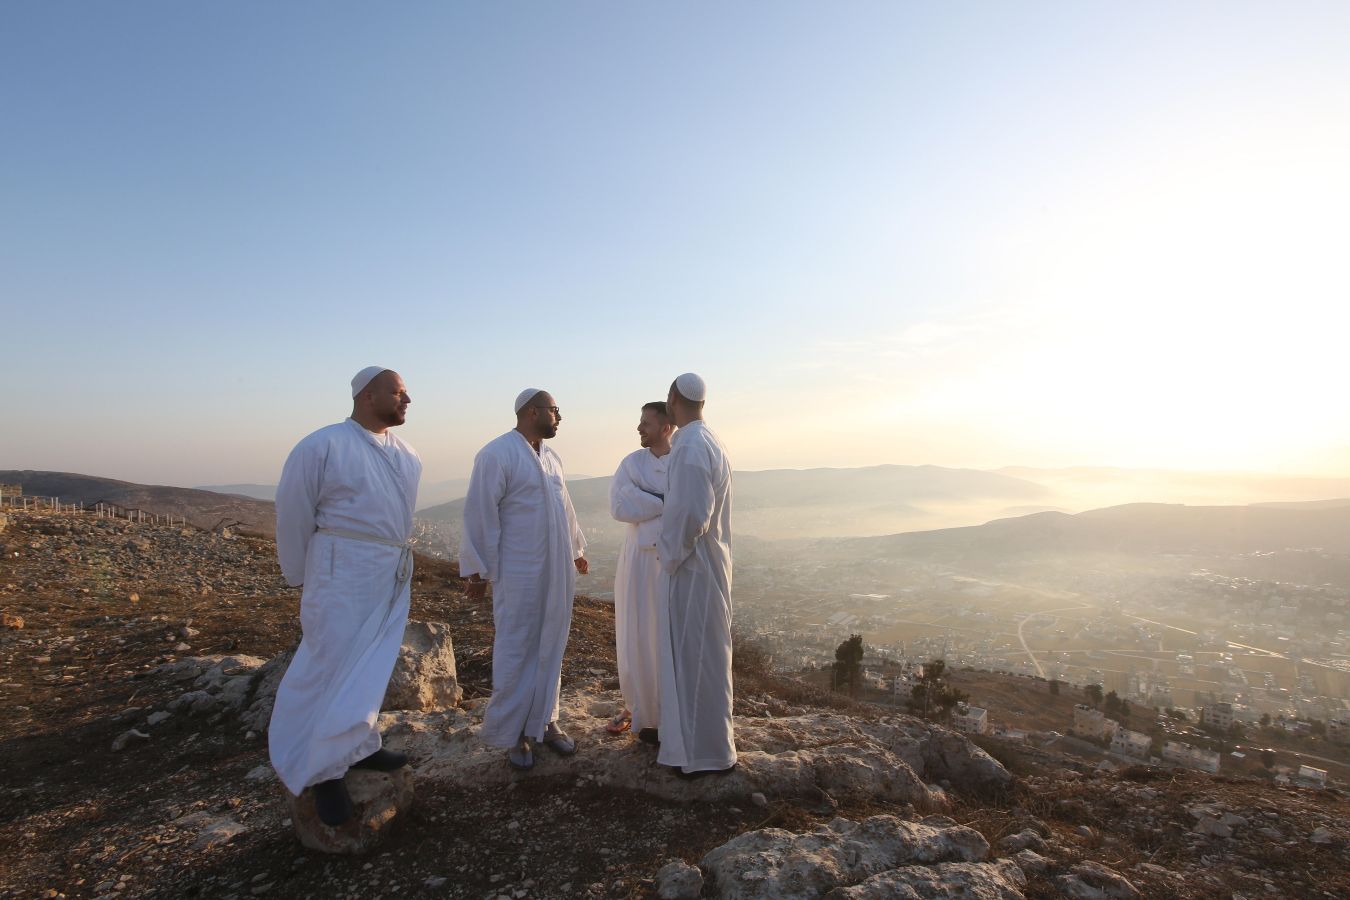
461,389,588,769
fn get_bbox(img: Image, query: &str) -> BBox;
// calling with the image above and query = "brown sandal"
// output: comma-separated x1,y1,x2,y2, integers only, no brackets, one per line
605,710,632,734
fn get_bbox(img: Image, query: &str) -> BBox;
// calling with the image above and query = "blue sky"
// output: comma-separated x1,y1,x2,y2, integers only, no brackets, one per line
3,3,1348,486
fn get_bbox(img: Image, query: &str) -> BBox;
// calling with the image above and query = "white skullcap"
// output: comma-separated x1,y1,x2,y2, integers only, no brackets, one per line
674,372,707,402
351,366,388,398
514,388,544,413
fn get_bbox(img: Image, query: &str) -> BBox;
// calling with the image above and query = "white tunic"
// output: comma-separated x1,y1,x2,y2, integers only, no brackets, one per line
269,418,422,795
657,420,736,773
461,431,586,747
610,447,668,731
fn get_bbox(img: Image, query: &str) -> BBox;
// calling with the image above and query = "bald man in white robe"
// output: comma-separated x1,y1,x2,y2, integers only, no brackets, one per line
657,373,737,776
609,401,673,740
269,367,422,826
461,389,587,769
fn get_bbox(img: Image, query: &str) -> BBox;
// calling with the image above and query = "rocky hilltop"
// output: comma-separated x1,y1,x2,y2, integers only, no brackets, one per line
1,504,1347,899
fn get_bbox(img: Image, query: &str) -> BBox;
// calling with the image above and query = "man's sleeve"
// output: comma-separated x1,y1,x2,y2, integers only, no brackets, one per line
563,479,587,560
610,458,663,524
275,438,322,587
657,451,715,575
459,450,507,582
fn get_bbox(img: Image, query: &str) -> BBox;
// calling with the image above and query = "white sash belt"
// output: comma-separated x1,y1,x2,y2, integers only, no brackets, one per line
317,527,414,586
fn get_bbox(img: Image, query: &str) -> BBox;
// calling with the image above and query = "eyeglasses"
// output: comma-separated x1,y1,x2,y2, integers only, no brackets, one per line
532,405,561,415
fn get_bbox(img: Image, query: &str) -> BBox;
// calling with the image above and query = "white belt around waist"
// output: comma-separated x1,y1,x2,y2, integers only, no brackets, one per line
317,527,414,585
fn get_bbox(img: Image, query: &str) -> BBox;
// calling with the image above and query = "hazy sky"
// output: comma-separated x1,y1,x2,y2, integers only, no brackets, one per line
3,2,1348,487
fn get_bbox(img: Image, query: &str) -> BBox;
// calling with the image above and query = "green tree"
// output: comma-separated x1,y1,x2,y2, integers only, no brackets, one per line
1261,748,1276,770
1084,684,1104,709
907,659,969,723
1260,713,1272,728
832,634,864,696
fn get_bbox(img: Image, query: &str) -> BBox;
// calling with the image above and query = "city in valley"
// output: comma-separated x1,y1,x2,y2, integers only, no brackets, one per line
408,467,1350,788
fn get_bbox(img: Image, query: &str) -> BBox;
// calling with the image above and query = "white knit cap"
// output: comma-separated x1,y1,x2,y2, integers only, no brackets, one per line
514,388,544,413
674,372,707,402
351,366,388,398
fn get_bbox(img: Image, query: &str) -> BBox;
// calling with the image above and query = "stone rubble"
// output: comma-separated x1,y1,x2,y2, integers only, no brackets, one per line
697,814,1001,899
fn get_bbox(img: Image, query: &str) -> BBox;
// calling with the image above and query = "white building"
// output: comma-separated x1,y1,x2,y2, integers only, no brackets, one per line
1202,702,1234,731
951,705,989,736
1071,704,1119,742
1297,765,1328,788
1162,740,1220,774
1110,728,1152,760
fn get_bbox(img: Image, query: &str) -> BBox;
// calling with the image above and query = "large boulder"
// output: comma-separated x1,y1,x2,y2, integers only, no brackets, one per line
698,815,996,899
285,767,414,855
234,618,460,735
383,620,462,711
826,860,1027,899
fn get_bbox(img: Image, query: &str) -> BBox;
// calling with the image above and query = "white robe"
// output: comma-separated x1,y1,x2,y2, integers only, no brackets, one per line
460,431,586,747
269,418,422,795
610,447,668,731
657,420,736,773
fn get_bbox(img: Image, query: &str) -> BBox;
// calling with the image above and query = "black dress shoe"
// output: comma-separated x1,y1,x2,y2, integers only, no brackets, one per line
675,763,738,781
351,747,407,771
637,728,660,745
312,777,353,826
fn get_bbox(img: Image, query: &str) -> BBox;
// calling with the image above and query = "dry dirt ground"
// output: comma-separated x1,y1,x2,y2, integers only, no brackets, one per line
2,507,1348,899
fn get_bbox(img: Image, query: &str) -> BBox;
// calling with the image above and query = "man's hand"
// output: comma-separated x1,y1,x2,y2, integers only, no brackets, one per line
574,557,589,575
465,576,488,601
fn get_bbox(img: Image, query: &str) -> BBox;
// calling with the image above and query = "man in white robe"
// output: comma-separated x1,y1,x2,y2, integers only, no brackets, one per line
461,389,588,769
608,401,673,741
657,372,736,776
269,367,422,826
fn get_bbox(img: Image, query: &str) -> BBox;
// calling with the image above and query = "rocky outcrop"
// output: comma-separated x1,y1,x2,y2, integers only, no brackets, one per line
399,691,1011,810
285,768,414,855
158,617,462,737
826,860,1027,899
1055,861,1141,899
697,814,1011,899
383,620,462,711
655,859,704,899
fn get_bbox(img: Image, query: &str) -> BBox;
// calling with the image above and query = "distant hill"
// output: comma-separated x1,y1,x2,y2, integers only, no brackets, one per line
838,500,1350,562
998,466,1350,511
1251,497,1350,510
196,478,472,511
196,483,276,501
2,470,276,536
418,463,1052,542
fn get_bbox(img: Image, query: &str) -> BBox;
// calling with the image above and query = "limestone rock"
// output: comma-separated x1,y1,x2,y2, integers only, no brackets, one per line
699,815,990,899
110,728,150,752
1055,861,1140,900
383,620,462,711
825,859,1027,899
2,612,23,630
286,768,414,855
239,649,293,734
1012,849,1048,875
997,829,1048,854
193,817,247,850
655,859,704,899
399,687,1011,811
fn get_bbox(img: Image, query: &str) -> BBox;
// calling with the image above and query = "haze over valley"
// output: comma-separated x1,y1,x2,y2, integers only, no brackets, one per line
11,460,1349,734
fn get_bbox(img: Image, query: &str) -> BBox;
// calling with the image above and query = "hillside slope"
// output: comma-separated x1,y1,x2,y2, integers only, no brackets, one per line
3,469,277,535
1,505,1346,899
